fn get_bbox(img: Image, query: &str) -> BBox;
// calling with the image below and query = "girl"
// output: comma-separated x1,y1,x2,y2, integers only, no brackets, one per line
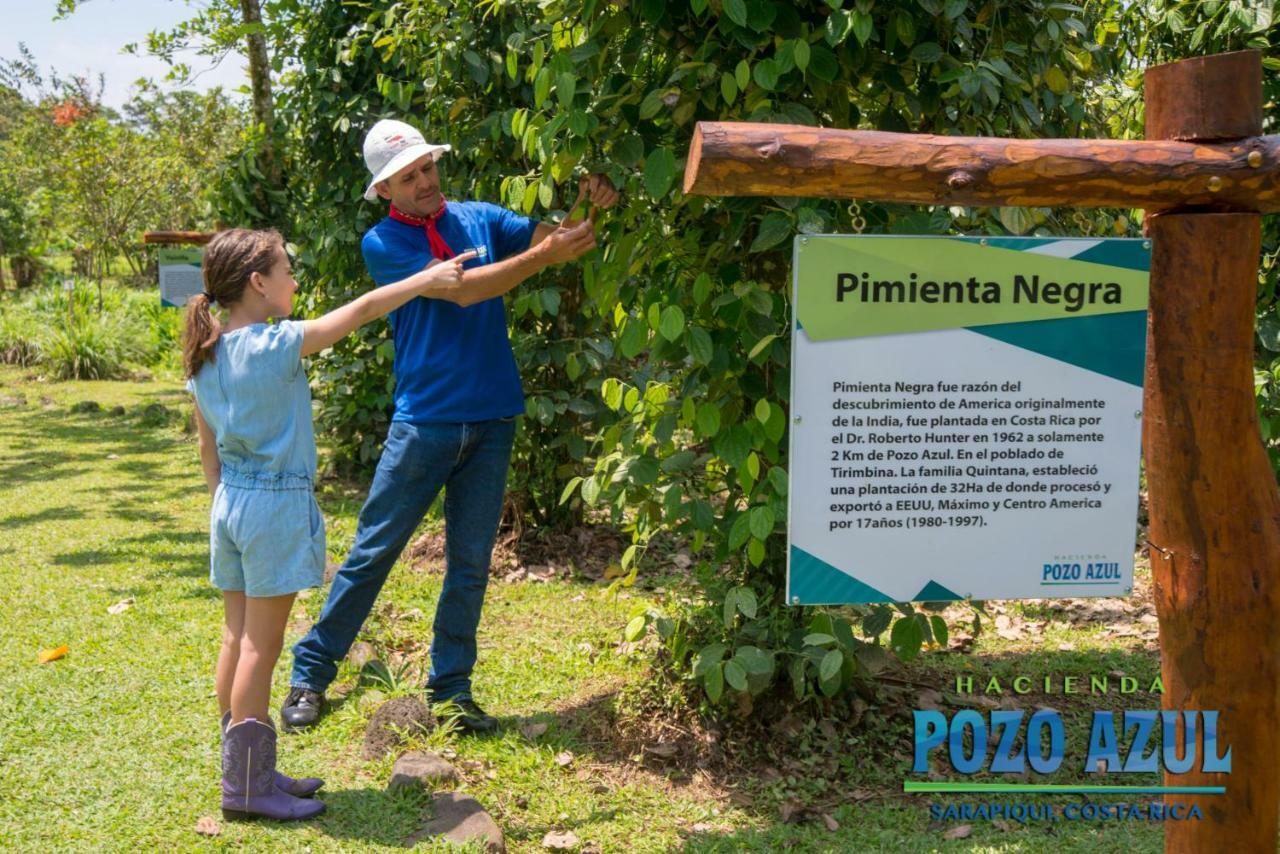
184,228,474,821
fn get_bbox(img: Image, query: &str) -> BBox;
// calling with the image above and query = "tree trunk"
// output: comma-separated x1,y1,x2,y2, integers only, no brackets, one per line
1143,50,1280,853
238,0,282,195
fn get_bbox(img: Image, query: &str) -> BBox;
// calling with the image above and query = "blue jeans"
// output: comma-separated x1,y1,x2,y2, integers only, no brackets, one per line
290,417,516,701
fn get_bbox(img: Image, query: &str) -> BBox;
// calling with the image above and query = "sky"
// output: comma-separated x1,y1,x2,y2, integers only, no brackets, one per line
9,0,249,107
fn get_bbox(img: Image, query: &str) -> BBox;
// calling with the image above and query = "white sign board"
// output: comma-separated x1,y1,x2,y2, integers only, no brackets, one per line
786,236,1149,604
158,247,204,308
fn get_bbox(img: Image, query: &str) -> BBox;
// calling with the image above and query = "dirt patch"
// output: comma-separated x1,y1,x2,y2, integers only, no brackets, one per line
363,696,436,760
406,524,626,581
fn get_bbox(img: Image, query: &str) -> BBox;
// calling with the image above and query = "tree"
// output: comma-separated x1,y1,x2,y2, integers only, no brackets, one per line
260,0,1133,711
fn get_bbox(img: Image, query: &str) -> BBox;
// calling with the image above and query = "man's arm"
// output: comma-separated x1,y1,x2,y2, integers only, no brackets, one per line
429,219,597,308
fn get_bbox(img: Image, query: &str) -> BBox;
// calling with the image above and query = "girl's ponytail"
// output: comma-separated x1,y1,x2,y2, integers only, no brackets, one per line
182,292,222,380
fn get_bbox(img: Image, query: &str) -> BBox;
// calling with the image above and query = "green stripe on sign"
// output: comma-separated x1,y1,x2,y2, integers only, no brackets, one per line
795,237,1149,341
789,546,892,604
967,310,1147,387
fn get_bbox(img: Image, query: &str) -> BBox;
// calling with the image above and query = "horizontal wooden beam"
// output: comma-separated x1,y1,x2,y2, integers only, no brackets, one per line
142,230,215,245
683,122,1280,213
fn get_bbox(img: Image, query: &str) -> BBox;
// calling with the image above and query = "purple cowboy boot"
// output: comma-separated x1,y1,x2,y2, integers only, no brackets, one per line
221,712,323,797
221,717,326,821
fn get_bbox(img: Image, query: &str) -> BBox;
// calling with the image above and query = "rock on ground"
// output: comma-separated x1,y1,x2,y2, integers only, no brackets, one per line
362,696,435,760
388,750,459,791
407,792,505,853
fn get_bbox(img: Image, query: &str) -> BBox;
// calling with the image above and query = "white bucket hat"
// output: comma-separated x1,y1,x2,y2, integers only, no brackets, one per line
362,119,451,202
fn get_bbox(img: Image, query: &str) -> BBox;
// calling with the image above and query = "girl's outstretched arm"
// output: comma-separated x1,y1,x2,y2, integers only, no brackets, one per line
300,249,478,357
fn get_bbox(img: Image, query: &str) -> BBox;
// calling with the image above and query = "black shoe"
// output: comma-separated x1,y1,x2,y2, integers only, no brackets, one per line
435,696,498,734
280,687,325,732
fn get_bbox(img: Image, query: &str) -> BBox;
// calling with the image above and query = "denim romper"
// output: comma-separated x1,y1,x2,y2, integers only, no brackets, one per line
188,320,324,597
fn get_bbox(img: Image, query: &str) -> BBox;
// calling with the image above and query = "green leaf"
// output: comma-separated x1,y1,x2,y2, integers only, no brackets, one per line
910,42,943,63
890,615,926,661
851,10,873,44
581,476,601,506
661,449,697,472
863,606,893,637
818,649,843,682
693,643,727,677
789,657,808,699
804,632,837,646
930,615,950,648
720,72,737,104
895,11,917,46
943,0,966,19
624,615,647,642
556,72,577,107
767,465,788,495
620,316,648,358
705,662,724,703
723,0,748,26
750,212,792,253
1044,66,1069,95
686,326,713,365
752,58,780,91
696,403,721,438
735,60,750,90
998,207,1036,236
534,67,552,106
627,455,660,485
1258,311,1280,351
793,38,811,72
559,476,583,504
748,505,774,541
693,272,713,304
658,305,686,341
734,585,757,619
747,334,777,361
754,398,771,423
728,512,752,550
734,645,774,676
723,660,748,691
644,147,677,199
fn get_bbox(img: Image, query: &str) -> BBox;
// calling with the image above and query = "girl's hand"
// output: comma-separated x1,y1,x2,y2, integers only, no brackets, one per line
419,250,478,294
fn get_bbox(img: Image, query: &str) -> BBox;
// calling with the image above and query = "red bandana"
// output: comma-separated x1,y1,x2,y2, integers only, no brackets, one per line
389,201,454,260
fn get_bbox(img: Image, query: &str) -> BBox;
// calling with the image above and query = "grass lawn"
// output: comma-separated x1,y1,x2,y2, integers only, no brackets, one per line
0,365,1170,852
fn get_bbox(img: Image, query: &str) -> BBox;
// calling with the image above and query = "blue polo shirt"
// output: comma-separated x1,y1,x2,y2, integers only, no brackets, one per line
361,201,538,423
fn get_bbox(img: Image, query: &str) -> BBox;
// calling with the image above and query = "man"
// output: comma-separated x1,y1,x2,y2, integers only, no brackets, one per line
282,118,618,732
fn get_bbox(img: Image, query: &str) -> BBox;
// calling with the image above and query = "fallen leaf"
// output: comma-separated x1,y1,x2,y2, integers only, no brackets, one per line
194,816,221,836
1057,642,1076,651
107,598,134,615
602,563,624,580
521,721,549,739
555,751,574,767
943,824,973,840
779,800,803,823
690,822,713,832
643,741,678,758
570,593,586,602
993,819,1011,832
38,645,68,664
821,812,839,831
543,829,580,850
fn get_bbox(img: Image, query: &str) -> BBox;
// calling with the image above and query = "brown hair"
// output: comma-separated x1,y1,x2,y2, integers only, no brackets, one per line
182,228,285,379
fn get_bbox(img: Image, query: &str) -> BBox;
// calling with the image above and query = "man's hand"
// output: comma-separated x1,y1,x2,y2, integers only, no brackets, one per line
582,173,620,210
539,218,597,266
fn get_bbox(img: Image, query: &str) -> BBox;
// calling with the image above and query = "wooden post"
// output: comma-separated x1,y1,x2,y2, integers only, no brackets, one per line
1143,52,1280,853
